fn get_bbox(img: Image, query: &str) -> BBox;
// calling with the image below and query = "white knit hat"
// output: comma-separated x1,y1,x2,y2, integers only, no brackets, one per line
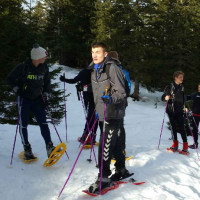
31,43,47,60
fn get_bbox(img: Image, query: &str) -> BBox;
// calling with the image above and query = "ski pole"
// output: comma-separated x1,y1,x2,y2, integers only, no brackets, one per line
99,85,108,194
10,96,23,165
57,119,97,199
78,109,95,148
87,119,98,165
88,129,95,162
158,101,168,149
79,91,97,161
41,91,69,159
63,73,68,142
185,110,200,161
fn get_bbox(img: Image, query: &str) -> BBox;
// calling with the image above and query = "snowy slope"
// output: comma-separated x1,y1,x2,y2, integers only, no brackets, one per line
1,65,200,200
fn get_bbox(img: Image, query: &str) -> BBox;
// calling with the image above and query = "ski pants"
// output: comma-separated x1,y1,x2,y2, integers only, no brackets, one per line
98,119,125,177
120,118,126,153
82,92,98,142
17,96,52,146
192,115,200,144
168,112,187,142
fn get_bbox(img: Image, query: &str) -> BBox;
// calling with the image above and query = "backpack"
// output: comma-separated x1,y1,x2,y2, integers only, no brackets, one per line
105,64,131,97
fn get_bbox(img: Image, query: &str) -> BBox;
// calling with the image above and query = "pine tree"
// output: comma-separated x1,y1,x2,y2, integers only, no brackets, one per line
0,0,68,124
43,0,96,67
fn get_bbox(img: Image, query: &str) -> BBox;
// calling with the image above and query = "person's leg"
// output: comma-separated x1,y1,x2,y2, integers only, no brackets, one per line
31,98,54,157
18,97,36,159
98,119,120,177
189,116,199,148
168,112,178,141
195,117,200,146
31,98,52,146
79,93,90,142
18,97,30,145
110,119,133,181
89,120,120,193
167,112,179,151
177,113,187,143
177,112,189,153
87,96,97,143
193,116,199,144
120,118,126,154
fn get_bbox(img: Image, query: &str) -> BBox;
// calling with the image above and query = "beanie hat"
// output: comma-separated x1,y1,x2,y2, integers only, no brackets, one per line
31,43,47,60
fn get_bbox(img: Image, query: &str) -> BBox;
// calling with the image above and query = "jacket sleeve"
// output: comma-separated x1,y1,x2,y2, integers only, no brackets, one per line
64,70,82,84
43,65,51,93
109,64,126,104
185,92,197,101
161,84,171,101
7,63,25,88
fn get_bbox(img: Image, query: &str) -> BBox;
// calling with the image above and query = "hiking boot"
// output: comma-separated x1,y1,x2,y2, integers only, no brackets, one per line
179,142,189,155
189,143,198,149
168,140,179,152
88,176,113,194
78,135,93,145
24,143,37,160
46,141,55,157
110,168,133,181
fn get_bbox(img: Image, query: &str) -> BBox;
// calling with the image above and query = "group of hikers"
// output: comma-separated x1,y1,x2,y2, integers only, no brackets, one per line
6,41,200,193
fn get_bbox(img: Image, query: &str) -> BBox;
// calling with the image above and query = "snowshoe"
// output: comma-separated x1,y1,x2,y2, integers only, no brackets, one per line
110,168,134,181
111,155,133,163
166,146,179,153
88,177,114,194
43,142,66,167
23,143,37,161
19,151,37,163
178,149,190,155
166,140,179,152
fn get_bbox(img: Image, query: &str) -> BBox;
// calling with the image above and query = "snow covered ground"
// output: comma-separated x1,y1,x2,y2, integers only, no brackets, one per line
1,65,200,200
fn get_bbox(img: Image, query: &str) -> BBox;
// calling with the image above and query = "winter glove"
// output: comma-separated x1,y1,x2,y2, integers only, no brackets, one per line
13,86,19,94
101,95,112,104
76,83,83,92
95,112,99,120
60,75,66,82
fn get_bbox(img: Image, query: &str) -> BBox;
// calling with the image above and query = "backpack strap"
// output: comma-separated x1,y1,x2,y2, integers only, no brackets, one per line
105,63,111,80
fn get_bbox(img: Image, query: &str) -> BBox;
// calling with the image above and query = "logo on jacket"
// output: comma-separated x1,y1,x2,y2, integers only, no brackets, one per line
27,74,44,80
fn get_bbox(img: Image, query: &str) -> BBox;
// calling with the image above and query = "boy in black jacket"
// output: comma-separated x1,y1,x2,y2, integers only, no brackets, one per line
161,71,189,155
185,83,200,149
60,69,98,144
7,44,56,160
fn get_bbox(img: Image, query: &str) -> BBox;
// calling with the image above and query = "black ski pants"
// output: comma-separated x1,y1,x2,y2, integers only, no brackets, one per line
192,115,200,144
17,96,52,146
168,112,187,143
98,119,125,177
82,92,98,142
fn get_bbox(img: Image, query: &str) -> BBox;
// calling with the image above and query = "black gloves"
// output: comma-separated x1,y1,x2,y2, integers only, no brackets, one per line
76,83,83,92
60,75,66,82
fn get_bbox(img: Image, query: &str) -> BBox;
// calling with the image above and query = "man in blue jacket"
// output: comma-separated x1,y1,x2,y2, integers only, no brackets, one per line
88,42,132,194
